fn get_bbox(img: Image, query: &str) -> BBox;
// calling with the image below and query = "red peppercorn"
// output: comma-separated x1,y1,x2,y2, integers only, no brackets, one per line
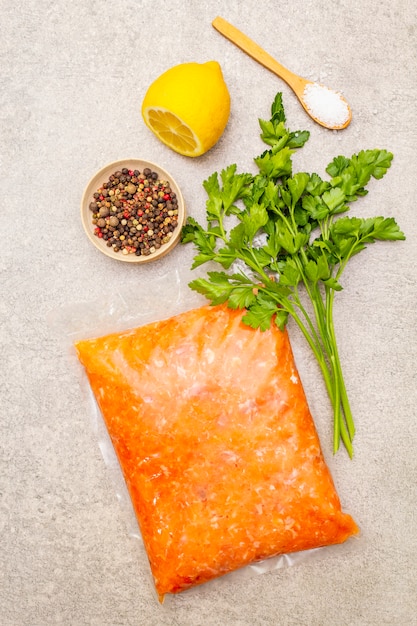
163,193,170,201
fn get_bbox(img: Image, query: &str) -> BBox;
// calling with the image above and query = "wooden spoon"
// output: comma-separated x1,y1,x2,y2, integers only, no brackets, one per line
212,16,351,130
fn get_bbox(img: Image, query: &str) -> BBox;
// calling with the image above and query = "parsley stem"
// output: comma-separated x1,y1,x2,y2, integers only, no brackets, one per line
298,270,354,456
326,286,355,441
290,289,324,354
267,289,337,413
331,353,341,453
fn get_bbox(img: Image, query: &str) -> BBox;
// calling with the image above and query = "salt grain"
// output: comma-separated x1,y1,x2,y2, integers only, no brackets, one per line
302,83,350,127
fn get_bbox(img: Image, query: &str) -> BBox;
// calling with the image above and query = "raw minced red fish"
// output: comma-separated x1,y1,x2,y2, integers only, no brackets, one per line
74,304,358,599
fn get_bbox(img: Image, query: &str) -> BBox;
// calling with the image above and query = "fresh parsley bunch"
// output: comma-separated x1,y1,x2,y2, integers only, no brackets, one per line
181,93,405,457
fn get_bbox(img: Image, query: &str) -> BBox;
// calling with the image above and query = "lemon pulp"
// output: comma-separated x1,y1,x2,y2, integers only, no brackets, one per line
144,108,201,156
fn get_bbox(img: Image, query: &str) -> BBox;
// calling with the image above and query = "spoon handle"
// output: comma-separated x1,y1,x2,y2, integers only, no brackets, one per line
212,16,307,94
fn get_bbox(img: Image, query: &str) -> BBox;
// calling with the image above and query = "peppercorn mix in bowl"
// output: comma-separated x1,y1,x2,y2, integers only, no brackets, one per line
81,159,186,263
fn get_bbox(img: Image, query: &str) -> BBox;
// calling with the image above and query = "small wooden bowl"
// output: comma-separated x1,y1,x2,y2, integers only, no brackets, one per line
81,159,186,263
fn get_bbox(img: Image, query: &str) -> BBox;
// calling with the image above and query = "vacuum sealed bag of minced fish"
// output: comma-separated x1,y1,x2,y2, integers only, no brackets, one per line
74,300,358,601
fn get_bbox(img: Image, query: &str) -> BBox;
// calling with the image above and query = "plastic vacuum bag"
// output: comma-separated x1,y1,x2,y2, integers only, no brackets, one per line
49,267,359,603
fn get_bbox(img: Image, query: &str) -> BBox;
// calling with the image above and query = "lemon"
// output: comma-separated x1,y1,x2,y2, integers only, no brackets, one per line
141,61,231,157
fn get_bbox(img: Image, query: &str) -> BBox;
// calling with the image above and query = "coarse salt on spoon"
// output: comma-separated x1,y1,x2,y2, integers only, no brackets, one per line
212,16,352,130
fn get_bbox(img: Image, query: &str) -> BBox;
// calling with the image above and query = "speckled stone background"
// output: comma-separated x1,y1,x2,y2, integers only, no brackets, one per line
1,1,416,625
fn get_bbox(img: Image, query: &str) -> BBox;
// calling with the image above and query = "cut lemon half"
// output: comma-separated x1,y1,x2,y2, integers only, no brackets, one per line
144,108,201,156
142,61,231,157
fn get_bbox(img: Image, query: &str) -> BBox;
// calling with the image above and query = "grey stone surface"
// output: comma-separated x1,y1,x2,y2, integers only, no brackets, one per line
1,1,416,624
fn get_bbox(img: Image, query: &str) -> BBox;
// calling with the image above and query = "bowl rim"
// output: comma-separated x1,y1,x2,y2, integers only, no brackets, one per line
81,158,186,263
